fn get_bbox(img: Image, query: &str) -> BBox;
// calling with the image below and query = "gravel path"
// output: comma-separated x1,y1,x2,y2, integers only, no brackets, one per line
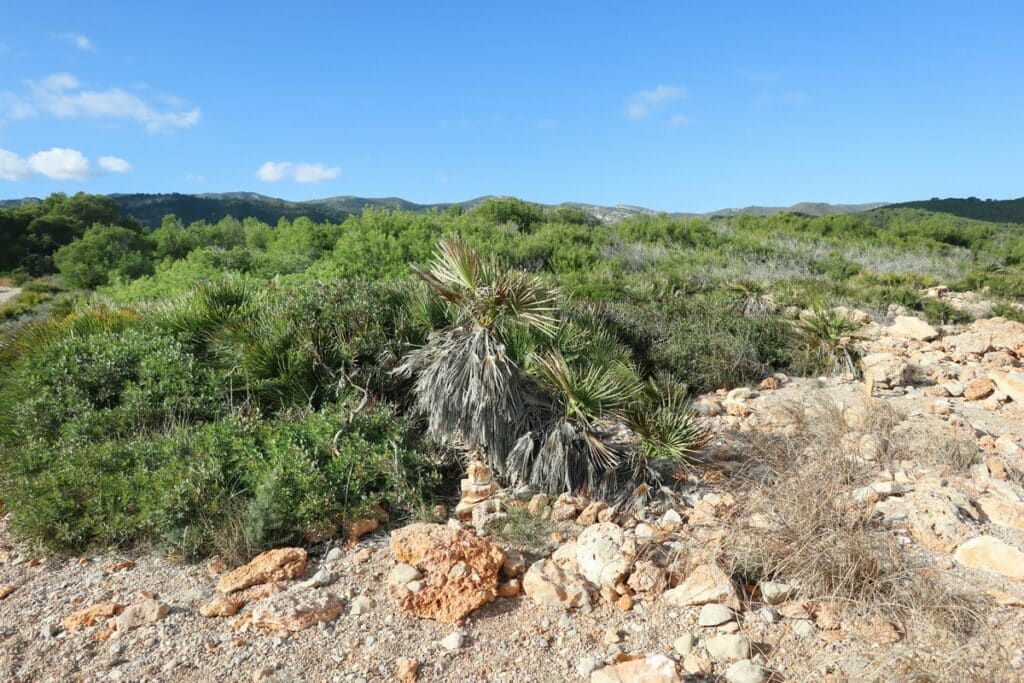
0,287,21,306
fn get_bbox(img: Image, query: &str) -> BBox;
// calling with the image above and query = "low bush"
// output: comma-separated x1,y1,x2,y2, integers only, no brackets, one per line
1,325,226,445
1,401,437,558
53,224,154,288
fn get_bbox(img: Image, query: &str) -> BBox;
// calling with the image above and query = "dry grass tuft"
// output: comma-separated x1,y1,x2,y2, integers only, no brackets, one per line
725,396,983,642
860,640,1018,682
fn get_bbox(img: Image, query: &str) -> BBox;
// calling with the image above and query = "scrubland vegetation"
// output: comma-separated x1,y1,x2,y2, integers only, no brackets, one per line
1,193,1022,560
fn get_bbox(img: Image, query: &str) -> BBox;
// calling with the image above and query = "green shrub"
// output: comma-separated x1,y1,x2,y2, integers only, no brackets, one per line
991,302,1024,323
54,224,154,288
0,290,52,322
920,299,972,325
1,326,226,445
470,197,544,230
0,402,436,558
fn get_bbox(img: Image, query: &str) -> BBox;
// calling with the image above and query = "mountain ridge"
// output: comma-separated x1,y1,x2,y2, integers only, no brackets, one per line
4,192,1022,227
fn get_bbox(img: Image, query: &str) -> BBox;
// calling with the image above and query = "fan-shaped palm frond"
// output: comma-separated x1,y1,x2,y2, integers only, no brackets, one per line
729,279,775,319
413,235,558,337
531,351,640,427
793,308,865,377
628,389,710,465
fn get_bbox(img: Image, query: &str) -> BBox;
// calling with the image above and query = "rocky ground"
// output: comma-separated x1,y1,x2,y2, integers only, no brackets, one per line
2,288,1024,682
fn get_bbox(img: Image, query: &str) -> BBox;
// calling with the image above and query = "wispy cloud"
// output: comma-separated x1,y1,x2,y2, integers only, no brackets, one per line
257,161,340,184
626,84,685,120
53,32,95,51
536,118,558,129
665,113,694,128
754,90,809,108
0,147,131,181
0,42,9,56
98,155,132,173
0,73,200,133
186,173,205,183
0,149,30,181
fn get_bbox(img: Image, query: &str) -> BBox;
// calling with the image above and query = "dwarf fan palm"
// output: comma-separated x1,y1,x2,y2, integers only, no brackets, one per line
394,236,557,474
792,308,865,377
506,350,642,500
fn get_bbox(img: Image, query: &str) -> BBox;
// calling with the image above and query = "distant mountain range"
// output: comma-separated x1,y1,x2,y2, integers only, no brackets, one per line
2,192,1023,227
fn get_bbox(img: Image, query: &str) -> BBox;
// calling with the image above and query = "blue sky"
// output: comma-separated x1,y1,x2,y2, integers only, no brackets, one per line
1,1,1022,211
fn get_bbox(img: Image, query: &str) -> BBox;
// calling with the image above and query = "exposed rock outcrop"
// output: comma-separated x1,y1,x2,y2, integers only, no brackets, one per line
389,523,506,622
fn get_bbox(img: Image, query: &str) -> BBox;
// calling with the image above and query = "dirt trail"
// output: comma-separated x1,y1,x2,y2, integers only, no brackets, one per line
0,287,21,306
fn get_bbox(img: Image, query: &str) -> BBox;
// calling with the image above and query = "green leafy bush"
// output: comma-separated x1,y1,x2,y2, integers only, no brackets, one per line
1,403,435,558
1,326,226,445
53,224,154,288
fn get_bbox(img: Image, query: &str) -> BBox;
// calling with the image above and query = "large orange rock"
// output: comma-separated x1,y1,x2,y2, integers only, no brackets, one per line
954,536,1024,578
65,603,123,633
216,548,307,594
389,523,506,622
199,596,244,618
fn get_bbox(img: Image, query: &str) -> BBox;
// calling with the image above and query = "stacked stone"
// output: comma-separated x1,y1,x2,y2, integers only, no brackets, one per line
454,460,499,519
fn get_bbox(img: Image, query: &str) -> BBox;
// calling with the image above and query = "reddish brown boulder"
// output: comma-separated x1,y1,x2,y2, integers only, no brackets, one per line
216,548,307,594
389,523,506,622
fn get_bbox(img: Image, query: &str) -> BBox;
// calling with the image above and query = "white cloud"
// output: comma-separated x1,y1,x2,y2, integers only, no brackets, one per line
257,161,289,182
258,161,340,183
54,33,95,51
0,147,133,181
0,149,30,181
537,118,558,129
186,173,205,182
98,155,132,173
27,147,91,179
626,84,686,120
1,72,200,133
666,113,694,128
292,163,340,183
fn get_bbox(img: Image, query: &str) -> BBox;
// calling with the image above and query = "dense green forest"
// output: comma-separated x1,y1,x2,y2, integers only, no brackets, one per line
885,196,1024,224
1,193,1022,562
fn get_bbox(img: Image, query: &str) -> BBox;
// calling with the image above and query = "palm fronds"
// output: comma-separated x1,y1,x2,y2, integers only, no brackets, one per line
792,308,865,377
628,380,710,464
728,279,776,319
531,351,639,428
414,235,558,337
399,237,711,509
